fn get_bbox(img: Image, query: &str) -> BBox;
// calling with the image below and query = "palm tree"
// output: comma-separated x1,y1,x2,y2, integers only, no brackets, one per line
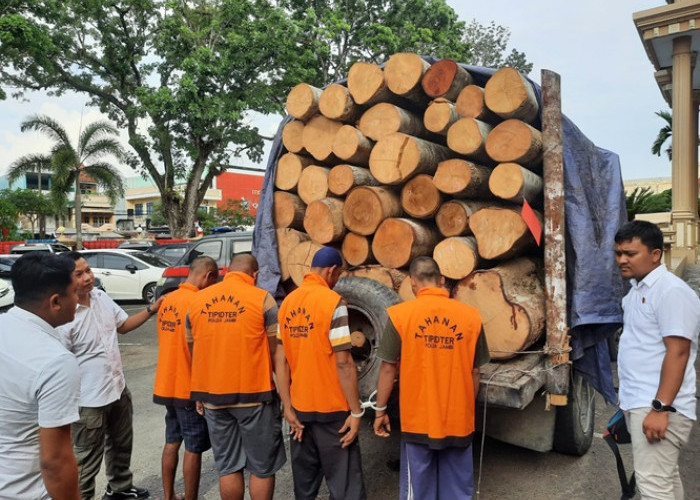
651,110,672,160
7,115,126,249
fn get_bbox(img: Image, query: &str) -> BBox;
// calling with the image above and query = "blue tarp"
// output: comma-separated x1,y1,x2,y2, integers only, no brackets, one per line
253,63,627,405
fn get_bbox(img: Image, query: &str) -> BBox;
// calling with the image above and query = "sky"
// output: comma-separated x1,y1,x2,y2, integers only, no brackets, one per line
0,0,672,182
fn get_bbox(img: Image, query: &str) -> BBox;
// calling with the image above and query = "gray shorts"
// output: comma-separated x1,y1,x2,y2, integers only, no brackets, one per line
204,402,286,477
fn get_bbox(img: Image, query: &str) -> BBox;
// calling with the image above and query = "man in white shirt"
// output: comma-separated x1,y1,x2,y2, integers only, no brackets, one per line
0,252,81,500
615,220,700,500
57,252,164,500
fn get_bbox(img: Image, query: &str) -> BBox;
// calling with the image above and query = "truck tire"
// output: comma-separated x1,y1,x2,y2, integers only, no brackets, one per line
553,370,595,456
333,277,401,401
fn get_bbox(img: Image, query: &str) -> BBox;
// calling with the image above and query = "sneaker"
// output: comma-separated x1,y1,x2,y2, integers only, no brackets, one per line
103,486,150,499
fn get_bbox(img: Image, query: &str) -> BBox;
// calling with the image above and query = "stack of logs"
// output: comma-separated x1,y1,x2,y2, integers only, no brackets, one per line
274,53,546,360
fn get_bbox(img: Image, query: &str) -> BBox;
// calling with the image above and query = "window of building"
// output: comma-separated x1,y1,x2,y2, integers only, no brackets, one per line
135,204,143,216
80,183,95,194
146,202,154,215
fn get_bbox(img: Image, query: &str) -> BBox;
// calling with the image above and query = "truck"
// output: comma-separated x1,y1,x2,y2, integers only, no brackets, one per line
251,62,627,456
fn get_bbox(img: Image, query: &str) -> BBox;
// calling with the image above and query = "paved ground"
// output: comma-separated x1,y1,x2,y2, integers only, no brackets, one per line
94,269,700,500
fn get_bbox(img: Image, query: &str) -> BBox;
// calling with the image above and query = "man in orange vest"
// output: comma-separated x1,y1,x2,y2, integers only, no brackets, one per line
153,256,218,500
275,246,366,500
373,256,490,500
188,254,285,500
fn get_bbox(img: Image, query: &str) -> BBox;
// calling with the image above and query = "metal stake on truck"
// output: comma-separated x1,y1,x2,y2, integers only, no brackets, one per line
253,61,626,456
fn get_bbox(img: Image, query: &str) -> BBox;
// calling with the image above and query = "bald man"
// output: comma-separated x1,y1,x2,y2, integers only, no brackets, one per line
154,256,219,500
187,254,286,500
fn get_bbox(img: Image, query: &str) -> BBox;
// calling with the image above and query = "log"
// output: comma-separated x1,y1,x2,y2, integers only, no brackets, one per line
432,159,493,199
332,125,374,166
485,119,543,166
297,165,331,204
347,61,393,106
345,265,407,291
424,98,461,135
383,52,431,107
302,115,344,162
398,276,416,302
372,218,440,269
469,206,543,261
287,240,326,286
369,132,456,185
452,257,545,360
286,83,323,121
358,103,435,142
484,67,539,124
489,162,543,205
341,232,376,266
400,174,443,219
421,59,473,101
455,84,500,123
433,236,480,280
319,84,363,123
328,164,380,196
282,120,307,154
275,152,314,191
343,186,402,235
303,197,346,244
435,199,490,237
446,117,492,159
273,191,306,230
276,228,310,281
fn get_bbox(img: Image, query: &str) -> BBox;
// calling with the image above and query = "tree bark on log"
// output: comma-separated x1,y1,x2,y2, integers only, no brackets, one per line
398,276,416,302
489,162,544,205
400,174,443,219
297,165,331,204
435,199,489,237
421,59,473,101
302,115,344,162
343,186,402,235
287,240,326,286
446,117,492,160
347,61,393,106
282,120,307,154
372,218,440,269
369,132,456,185
433,236,480,280
344,265,407,291
341,232,376,266
273,191,306,230
483,67,539,124
303,197,345,244
328,164,380,196
319,84,363,123
452,257,545,360
332,125,374,166
358,103,437,142
455,85,500,123
485,119,543,167
432,159,493,199
469,206,542,260
275,152,314,191
424,98,461,135
286,83,323,121
383,52,432,107
276,228,310,282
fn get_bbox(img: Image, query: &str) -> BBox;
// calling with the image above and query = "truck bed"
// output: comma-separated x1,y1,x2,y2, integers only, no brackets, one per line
477,353,546,409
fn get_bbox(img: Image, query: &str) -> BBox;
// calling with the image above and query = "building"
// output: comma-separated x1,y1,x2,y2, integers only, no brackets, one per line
215,170,264,215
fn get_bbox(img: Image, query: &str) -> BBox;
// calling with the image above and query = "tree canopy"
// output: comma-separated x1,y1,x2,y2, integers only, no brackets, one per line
1,0,532,237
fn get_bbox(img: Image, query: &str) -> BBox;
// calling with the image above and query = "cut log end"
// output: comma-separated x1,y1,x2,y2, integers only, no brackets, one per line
319,84,360,123
347,62,387,106
287,240,325,286
469,207,541,261
332,125,373,165
276,228,310,281
401,174,442,219
384,53,430,96
303,197,345,244
433,236,478,280
282,120,306,154
341,232,374,266
286,83,322,121
485,119,542,166
484,67,539,123
273,191,306,229
372,218,439,269
343,186,402,236
297,165,330,205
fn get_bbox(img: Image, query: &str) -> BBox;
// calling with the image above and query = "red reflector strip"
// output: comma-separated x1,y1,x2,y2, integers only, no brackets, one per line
162,266,189,278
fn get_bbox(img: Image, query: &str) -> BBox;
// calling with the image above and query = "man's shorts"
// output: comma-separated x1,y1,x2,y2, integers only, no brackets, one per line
164,404,211,453
204,402,286,477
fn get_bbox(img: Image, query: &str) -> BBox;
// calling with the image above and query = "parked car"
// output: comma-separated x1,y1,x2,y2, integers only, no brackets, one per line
144,242,194,265
0,255,17,311
81,249,170,303
10,243,71,254
116,240,157,251
155,231,253,298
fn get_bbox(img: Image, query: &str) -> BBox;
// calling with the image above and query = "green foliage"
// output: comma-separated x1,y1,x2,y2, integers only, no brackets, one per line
651,110,672,161
463,20,533,74
148,201,168,227
195,208,218,234
625,186,671,220
0,197,19,240
643,189,672,213
217,198,255,228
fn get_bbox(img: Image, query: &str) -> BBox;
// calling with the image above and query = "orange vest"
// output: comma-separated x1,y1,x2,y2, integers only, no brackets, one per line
387,287,481,448
153,282,198,406
188,272,275,405
277,273,348,421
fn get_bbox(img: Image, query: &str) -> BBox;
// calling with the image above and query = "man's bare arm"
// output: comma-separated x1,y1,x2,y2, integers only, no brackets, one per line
40,425,79,500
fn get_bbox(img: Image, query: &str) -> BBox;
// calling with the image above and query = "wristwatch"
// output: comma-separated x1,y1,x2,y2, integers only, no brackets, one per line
651,399,677,412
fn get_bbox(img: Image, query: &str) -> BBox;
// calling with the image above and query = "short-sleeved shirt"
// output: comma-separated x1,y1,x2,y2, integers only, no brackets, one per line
618,264,700,420
56,288,129,408
0,307,81,499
